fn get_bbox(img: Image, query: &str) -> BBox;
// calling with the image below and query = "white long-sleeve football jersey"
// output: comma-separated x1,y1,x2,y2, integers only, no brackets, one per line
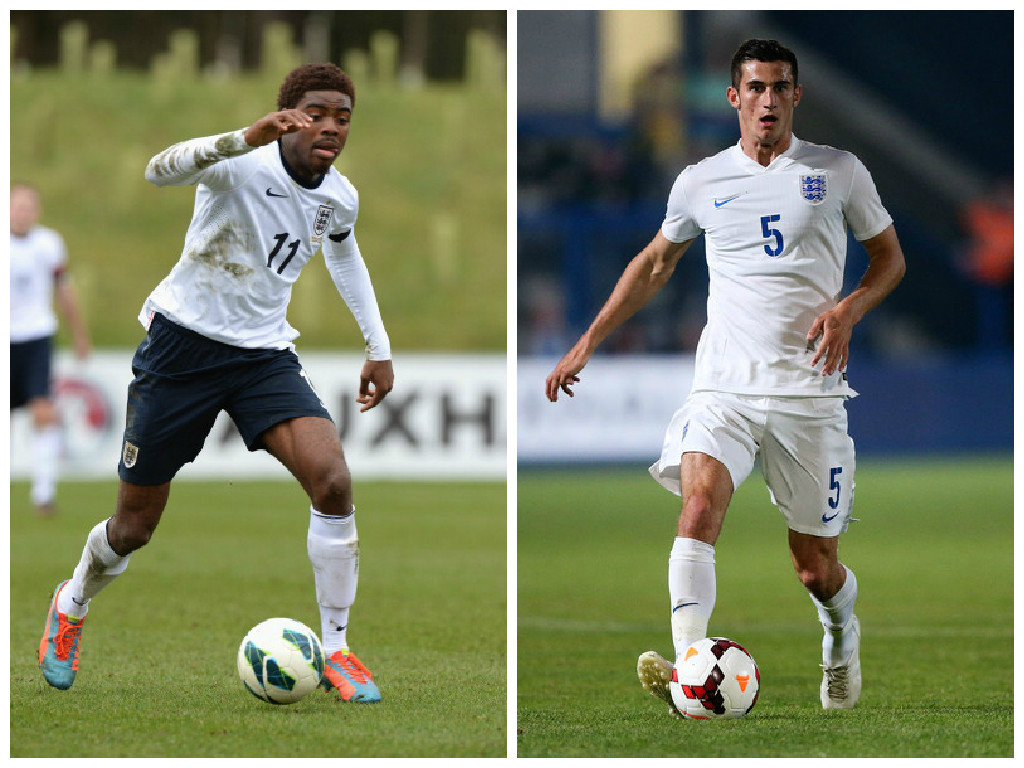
661,136,892,396
10,225,67,343
141,129,391,358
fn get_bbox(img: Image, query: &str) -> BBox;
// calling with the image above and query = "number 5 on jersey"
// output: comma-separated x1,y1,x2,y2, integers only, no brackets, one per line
760,214,784,257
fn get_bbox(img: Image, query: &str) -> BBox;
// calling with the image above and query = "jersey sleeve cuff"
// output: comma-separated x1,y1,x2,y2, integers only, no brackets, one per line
365,337,392,361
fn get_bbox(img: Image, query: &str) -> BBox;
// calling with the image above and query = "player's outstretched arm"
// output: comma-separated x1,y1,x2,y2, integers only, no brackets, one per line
146,129,253,187
545,232,692,402
807,224,906,375
144,108,309,187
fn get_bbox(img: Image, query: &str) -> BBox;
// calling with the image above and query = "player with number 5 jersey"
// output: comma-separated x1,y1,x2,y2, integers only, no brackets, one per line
546,39,906,714
662,135,892,397
38,63,393,704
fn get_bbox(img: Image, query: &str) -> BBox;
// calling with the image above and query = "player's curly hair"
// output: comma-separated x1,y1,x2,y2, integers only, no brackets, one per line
277,63,356,110
730,39,799,88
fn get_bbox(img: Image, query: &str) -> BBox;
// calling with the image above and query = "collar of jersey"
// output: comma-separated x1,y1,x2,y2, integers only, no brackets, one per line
732,135,801,173
276,139,328,190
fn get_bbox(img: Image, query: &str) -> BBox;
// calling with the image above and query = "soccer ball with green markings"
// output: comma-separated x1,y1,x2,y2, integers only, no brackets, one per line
237,617,325,705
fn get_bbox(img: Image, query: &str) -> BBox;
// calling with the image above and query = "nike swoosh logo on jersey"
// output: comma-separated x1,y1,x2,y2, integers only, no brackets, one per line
329,230,351,242
266,188,288,198
714,193,743,208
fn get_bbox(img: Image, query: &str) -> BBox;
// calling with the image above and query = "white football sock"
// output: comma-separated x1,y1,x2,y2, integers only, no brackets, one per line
810,564,858,666
307,506,359,654
668,537,717,662
60,519,132,620
30,424,61,507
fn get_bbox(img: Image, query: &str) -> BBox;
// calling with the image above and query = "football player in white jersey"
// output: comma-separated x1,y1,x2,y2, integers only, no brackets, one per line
39,64,393,703
546,39,906,712
10,183,91,515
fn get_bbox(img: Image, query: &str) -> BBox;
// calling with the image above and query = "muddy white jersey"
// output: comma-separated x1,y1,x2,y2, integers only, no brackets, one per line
10,225,67,342
661,136,891,396
141,129,390,357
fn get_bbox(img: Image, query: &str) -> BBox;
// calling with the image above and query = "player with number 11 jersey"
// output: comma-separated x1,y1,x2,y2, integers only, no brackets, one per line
143,122,387,355
38,64,392,705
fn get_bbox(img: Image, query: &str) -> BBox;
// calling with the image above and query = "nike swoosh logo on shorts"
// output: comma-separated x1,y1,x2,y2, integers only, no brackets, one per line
822,510,840,523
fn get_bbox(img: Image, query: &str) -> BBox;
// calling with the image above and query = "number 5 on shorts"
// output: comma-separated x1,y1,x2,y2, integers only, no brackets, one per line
823,466,842,522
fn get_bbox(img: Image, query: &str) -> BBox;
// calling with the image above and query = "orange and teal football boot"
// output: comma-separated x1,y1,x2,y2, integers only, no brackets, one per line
38,580,87,690
320,649,381,702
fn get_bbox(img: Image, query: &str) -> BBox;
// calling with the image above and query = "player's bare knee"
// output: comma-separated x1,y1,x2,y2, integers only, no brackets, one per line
794,564,823,592
677,491,720,541
311,463,353,516
107,515,157,555
31,398,59,428
793,561,841,601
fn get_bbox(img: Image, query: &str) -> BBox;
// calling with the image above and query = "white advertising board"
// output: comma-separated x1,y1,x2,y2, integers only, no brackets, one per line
11,351,506,481
516,355,695,462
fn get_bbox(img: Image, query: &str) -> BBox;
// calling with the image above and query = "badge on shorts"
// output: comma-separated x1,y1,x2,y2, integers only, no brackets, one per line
122,441,139,468
799,173,827,205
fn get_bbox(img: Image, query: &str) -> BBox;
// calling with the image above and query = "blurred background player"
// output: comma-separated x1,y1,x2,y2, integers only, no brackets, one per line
546,39,905,712
37,63,394,704
10,183,91,515
958,179,1013,351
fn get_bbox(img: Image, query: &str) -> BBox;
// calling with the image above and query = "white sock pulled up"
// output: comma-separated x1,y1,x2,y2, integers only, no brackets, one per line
810,564,858,666
668,537,717,662
307,506,359,654
60,519,132,620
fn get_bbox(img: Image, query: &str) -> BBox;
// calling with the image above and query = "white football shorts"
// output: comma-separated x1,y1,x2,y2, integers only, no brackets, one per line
648,391,856,537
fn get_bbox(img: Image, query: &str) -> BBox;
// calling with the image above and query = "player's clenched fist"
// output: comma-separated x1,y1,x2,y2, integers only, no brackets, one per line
243,109,314,147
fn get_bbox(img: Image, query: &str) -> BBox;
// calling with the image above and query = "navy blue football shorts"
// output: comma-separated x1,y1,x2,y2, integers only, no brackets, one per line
118,313,333,485
11,335,53,409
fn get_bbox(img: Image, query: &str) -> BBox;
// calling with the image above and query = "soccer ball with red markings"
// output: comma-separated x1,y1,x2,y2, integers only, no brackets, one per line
669,637,760,719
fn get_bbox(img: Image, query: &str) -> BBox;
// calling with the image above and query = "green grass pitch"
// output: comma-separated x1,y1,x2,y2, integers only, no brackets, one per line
11,479,506,758
517,457,1012,757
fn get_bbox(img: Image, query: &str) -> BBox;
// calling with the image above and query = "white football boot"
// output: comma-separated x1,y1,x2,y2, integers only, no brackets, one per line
637,651,682,718
820,615,861,709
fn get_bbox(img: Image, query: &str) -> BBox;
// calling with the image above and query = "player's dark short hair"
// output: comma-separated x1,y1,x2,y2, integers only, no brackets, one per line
730,39,798,88
277,63,356,110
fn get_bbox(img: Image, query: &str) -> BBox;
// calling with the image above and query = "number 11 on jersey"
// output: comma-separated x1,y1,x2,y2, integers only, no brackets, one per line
267,232,301,274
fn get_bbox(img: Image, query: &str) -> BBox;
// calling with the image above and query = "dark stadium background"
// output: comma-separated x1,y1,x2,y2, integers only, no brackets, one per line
518,10,1012,458
515,13,1011,757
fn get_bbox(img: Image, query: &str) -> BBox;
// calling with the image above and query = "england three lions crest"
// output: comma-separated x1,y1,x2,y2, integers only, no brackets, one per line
800,173,827,204
313,204,334,238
